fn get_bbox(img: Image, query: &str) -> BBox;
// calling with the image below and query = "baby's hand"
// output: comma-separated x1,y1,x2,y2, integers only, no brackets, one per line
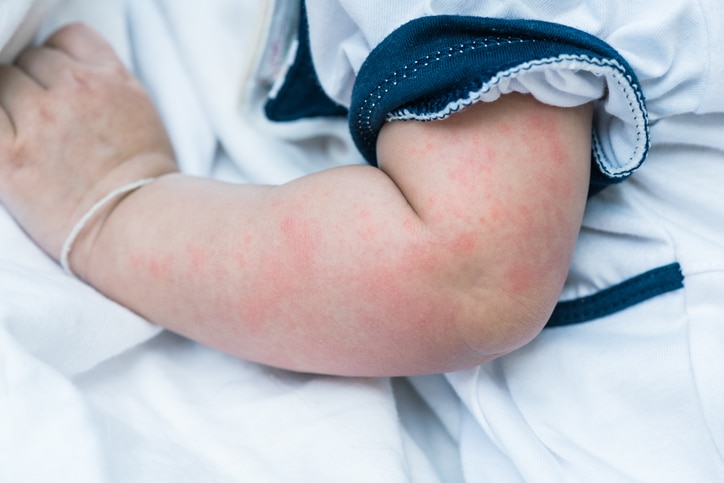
0,23,177,262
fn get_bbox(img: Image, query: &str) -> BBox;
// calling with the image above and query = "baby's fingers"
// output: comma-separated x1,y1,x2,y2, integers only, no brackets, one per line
14,46,73,89
0,65,43,133
44,23,118,65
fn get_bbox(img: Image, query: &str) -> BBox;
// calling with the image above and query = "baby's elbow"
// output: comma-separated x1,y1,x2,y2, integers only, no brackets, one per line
390,231,565,374
461,277,557,367
446,276,555,367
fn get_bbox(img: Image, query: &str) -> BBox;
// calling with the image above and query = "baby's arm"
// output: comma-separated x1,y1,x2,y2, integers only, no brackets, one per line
0,24,592,376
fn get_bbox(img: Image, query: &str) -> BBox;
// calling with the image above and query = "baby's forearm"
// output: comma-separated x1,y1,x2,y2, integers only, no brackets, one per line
78,167,480,375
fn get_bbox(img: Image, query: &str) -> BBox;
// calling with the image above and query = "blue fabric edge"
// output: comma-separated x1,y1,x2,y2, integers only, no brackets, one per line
348,15,649,190
264,2,348,122
545,263,684,328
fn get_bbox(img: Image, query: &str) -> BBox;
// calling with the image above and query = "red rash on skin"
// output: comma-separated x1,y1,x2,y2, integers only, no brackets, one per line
185,243,207,275
141,253,175,282
498,121,513,136
445,139,494,190
234,250,248,270
231,213,323,338
356,208,380,241
450,232,478,254
279,214,320,271
416,103,578,303
462,152,495,190
498,112,575,297
402,218,417,235
130,253,144,270
173,95,590,372
234,235,254,269
229,251,282,338
226,197,449,363
523,111,569,168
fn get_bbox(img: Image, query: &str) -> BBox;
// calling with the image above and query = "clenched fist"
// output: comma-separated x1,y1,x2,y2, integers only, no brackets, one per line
0,23,177,265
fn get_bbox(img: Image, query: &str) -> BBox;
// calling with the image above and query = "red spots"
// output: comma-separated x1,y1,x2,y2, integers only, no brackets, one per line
402,217,417,235
234,235,254,269
357,223,378,242
238,213,322,324
234,251,248,269
129,253,144,270
445,150,492,189
499,122,513,136
499,259,535,297
446,158,472,187
355,208,378,241
451,232,478,254
279,215,295,239
129,252,175,282
480,203,502,225
431,190,472,224
185,243,207,274
523,110,568,167
146,253,174,282
279,214,320,264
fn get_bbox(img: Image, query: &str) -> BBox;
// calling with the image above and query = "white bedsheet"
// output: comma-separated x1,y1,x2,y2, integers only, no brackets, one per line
3,1,724,482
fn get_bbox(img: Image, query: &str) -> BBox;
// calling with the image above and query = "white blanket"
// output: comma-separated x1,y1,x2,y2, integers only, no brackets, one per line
3,1,724,482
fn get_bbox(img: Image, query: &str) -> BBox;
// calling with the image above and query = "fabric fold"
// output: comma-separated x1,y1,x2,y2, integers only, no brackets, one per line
349,16,649,187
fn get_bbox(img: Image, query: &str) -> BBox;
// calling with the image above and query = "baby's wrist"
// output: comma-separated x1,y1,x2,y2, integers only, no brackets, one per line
60,154,178,281
61,177,158,278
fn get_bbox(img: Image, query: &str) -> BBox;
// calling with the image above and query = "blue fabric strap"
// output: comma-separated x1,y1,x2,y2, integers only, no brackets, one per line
546,263,684,328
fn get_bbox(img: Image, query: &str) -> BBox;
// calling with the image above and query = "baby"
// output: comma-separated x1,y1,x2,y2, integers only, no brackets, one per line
0,22,591,376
